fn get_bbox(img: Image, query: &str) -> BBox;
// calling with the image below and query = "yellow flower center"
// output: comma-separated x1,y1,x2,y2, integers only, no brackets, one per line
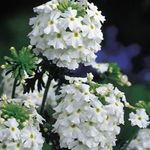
70,17,75,21
16,143,20,148
95,11,99,16
96,108,100,113
11,127,16,132
56,33,61,38
89,121,93,126
71,124,76,128
115,102,119,107
77,109,81,114
30,133,35,139
138,116,142,120
74,32,79,37
90,24,95,30
2,144,6,149
48,20,54,25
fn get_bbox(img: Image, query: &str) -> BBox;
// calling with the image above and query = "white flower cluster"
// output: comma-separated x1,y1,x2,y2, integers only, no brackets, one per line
53,74,126,150
128,129,150,150
0,96,44,150
129,109,149,128
1,72,58,107
29,0,105,69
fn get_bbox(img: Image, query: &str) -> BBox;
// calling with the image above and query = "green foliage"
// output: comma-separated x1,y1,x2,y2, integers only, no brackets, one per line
89,81,107,105
43,142,53,150
3,46,37,81
100,63,130,86
107,63,121,83
57,0,86,17
121,84,150,103
1,101,30,129
135,101,150,115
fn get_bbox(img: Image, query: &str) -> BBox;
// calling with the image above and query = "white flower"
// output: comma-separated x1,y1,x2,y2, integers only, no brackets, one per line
0,97,44,150
96,83,113,96
53,75,126,150
33,0,59,13
7,141,23,150
129,109,150,128
31,110,45,125
64,30,83,48
0,143,8,150
21,126,44,150
87,2,105,23
44,11,60,34
128,129,150,150
29,0,105,69
92,63,109,74
4,118,20,140
60,8,83,31
68,140,90,150
82,16,103,40
48,31,66,49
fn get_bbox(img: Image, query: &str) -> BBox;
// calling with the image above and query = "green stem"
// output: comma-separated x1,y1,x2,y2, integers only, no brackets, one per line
11,77,18,98
40,74,52,115
121,129,139,150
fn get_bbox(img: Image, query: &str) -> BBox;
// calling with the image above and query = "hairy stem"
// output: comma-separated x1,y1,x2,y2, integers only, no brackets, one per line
11,77,18,98
40,74,52,115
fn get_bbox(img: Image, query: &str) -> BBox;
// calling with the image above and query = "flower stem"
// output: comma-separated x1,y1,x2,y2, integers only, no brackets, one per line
40,74,52,115
121,129,139,150
11,77,18,98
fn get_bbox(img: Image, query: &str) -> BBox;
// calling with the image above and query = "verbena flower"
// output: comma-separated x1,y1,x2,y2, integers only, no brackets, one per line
53,74,126,149
29,0,105,69
129,109,150,128
128,129,150,150
21,126,44,150
92,62,109,74
0,96,44,150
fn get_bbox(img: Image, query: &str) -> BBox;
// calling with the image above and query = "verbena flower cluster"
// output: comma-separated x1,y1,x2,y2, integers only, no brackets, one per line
128,129,150,150
0,96,44,150
53,74,126,150
29,0,105,69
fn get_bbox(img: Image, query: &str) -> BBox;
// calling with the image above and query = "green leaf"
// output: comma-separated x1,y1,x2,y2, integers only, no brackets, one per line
3,46,38,81
135,101,150,115
57,0,86,17
42,142,53,150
